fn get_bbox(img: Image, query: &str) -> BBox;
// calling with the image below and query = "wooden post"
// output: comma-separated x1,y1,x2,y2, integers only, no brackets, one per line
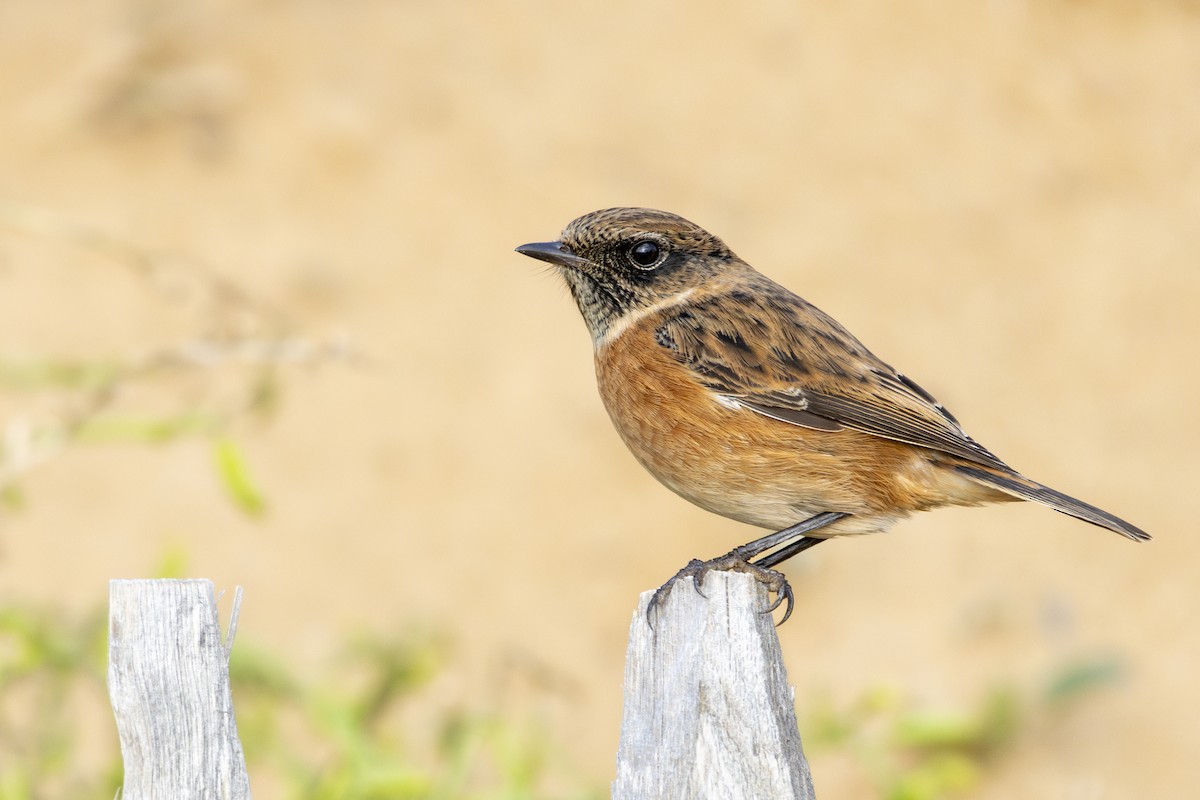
108,579,251,800
613,570,815,799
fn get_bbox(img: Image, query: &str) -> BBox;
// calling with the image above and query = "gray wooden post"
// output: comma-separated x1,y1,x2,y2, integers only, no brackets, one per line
108,579,251,799
613,570,815,799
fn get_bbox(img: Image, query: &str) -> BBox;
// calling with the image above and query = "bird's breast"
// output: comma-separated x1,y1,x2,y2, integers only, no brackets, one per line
593,327,942,533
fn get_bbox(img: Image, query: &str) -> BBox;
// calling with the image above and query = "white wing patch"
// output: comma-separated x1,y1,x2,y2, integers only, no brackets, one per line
713,394,744,411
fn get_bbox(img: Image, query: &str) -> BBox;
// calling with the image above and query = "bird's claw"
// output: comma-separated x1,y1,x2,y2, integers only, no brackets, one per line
761,578,795,625
646,554,796,628
647,559,707,628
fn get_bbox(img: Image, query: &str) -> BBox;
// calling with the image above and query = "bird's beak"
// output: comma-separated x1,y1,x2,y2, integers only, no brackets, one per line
514,241,591,270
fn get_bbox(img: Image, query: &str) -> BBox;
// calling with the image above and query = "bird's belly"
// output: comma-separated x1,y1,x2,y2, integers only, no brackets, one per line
608,414,895,532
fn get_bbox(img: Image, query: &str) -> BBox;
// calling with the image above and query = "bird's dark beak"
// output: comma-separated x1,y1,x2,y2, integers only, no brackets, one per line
515,241,591,270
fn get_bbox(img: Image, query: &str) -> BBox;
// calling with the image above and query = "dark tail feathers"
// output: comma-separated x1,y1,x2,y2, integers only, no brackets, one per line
956,465,1150,542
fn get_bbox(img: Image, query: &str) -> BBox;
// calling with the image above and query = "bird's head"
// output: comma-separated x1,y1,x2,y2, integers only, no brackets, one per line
516,207,738,344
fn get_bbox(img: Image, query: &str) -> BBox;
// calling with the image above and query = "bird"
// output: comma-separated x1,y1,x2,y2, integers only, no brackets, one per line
516,207,1149,622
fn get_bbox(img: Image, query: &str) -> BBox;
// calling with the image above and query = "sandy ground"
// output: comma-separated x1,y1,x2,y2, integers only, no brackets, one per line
1,1,1198,796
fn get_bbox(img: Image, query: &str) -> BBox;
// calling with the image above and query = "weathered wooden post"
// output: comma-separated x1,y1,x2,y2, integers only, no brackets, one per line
108,579,251,799
613,570,815,799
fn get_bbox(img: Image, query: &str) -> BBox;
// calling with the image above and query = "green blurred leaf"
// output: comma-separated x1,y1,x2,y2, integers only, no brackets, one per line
249,370,282,418
350,630,447,727
1045,655,1123,706
0,766,33,800
0,484,24,511
976,688,1020,749
154,542,190,579
893,688,1018,753
887,752,979,800
78,412,221,443
861,684,903,714
213,437,266,516
229,644,299,698
0,601,116,797
0,359,119,390
803,689,876,748
893,711,979,750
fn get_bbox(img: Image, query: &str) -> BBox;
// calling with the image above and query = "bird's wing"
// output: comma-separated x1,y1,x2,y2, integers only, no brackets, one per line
654,287,1011,471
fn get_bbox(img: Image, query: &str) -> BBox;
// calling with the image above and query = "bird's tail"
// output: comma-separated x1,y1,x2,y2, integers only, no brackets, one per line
955,465,1150,542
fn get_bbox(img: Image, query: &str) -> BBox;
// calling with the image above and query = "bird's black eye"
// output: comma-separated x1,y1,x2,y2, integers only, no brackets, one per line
628,240,663,269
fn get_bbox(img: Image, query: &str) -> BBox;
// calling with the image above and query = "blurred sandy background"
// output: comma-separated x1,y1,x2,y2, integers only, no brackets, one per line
1,0,1198,796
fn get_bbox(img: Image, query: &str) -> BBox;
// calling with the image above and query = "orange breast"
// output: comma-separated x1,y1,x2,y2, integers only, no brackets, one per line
593,327,991,534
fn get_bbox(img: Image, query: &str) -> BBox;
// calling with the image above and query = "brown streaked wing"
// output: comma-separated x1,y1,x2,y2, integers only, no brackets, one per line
797,386,1009,470
653,286,1012,472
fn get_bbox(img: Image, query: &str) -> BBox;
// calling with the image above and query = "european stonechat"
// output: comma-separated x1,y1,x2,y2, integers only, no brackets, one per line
517,208,1148,620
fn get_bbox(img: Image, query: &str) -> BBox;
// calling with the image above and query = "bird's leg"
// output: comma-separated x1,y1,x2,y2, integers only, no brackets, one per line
728,511,848,565
752,531,835,570
648,511,848,626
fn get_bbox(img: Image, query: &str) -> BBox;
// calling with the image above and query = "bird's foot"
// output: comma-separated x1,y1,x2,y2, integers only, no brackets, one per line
647,554,795,628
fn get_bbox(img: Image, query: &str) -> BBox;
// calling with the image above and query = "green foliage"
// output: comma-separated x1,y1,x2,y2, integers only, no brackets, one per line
213,438,267,517
0,598,602,800
238,627,602,800
1044,655,1124,706
0,211,354,522
0,359,120,392
0,604,113,800
803,658,1124,800
76,413,223,444
152,542,192,580
0,485,24,511
0,591,1127,800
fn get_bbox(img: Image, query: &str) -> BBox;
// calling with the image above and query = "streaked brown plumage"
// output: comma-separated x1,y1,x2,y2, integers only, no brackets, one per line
517,208,1148,616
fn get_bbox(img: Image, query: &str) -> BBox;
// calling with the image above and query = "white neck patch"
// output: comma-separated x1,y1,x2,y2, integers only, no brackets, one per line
595,288,697,349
